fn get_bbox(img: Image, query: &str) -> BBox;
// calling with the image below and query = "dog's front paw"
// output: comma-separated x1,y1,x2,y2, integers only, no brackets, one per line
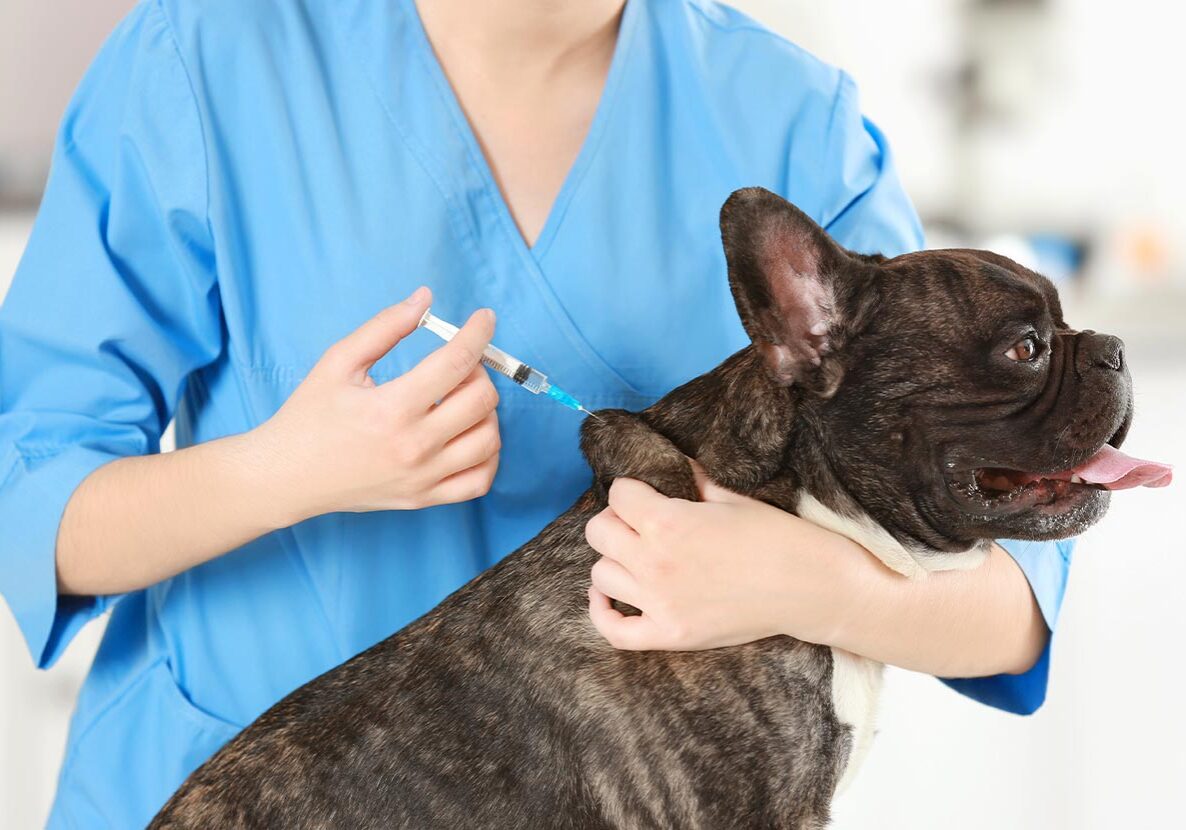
580,409,699,501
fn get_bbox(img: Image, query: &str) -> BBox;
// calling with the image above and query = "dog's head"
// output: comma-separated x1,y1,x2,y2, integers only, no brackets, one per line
720,188,1170,562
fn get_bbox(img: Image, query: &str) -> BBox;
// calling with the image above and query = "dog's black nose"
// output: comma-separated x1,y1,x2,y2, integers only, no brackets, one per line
1080,331,1125,372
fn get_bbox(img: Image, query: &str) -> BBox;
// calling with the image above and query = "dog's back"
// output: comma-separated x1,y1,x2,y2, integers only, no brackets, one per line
151,500,848,829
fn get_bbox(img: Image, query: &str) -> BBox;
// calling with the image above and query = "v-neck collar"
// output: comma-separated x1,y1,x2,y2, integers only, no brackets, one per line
333,0,654,402
399,0,639,260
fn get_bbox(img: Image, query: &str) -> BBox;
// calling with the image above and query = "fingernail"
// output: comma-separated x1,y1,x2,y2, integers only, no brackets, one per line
403,286,427,305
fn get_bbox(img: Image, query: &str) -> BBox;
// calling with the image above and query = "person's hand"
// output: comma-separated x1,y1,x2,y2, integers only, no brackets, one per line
254,286,502,522
585,462,856,651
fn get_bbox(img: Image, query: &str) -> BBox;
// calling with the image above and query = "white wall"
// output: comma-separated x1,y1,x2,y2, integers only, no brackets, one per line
742,1,1186,223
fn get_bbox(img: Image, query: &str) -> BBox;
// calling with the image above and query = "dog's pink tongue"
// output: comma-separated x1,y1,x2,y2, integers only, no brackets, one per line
1070,444,1173,489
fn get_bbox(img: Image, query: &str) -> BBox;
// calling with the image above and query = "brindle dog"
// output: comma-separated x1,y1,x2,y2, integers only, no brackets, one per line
151,188,1154,829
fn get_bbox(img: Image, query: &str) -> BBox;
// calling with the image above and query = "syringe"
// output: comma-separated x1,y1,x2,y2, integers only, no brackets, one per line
417,309,597,417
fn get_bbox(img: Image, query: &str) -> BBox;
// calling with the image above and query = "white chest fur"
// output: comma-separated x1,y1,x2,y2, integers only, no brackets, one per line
795,492,987,792
829,648,884,794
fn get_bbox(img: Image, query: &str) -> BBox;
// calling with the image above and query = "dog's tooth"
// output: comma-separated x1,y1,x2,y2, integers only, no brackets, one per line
1070,474,1084,484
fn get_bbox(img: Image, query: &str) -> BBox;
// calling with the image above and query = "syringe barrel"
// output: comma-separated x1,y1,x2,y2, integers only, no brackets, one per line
419,309,549,393
512,366,549,395
480,343,549,393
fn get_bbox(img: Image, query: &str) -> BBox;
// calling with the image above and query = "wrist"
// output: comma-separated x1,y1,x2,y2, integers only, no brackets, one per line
817,539,880,650
231,423,321,529
774,519,881,648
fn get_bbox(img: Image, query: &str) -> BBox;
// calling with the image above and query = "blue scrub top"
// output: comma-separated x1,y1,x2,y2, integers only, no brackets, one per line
0,0,1072,825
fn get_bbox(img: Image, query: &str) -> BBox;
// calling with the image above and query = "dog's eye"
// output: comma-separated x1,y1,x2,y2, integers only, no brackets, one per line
1005,335,1040,362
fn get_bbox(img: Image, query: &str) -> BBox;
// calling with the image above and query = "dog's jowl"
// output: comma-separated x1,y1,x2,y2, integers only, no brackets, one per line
150,188,1171,830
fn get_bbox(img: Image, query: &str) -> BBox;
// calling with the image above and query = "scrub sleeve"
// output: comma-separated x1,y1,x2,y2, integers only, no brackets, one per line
0,9,234,823
0,3,221,668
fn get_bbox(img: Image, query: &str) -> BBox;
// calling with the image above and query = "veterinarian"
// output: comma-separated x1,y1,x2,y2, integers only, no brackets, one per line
0,0,1073,825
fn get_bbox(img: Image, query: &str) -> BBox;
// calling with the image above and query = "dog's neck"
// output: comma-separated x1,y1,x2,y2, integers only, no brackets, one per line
638,346,988,578
641,347,797,492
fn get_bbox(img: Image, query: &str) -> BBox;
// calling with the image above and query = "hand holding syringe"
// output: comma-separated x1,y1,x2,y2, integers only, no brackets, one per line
418,309,597,417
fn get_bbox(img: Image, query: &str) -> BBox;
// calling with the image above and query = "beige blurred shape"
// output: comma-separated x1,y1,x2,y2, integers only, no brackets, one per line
0,2,135,204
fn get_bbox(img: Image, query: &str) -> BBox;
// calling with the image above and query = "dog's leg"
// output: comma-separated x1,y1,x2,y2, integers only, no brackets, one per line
580,409,699,502
580,408,802,514
749,472,801,513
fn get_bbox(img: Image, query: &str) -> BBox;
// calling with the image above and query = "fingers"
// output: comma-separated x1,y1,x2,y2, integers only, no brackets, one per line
588,586,660,651
432,411,501,481
430,364,500,438
396,308,496,405
589,557,644,609
584,505,640,560
605,477,674,534
425,449,500,506
322,286,431,381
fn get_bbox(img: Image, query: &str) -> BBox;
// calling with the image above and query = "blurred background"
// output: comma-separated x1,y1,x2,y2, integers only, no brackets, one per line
2,1,1183,827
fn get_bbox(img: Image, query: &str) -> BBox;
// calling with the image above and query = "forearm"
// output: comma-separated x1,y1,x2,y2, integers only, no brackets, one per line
53,293,500,598
814,539,1048,677
56,428,300,596
584,471,1052,669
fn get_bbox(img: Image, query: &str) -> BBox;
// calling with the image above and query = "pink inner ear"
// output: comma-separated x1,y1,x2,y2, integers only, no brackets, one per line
756,221,834,374
770,267,832,349
759,220,834,341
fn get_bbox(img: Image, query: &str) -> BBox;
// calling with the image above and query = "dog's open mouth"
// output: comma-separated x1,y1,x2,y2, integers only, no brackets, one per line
951,443,1172,512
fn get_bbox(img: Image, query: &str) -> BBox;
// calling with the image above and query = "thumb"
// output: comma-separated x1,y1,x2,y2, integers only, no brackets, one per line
687,457,748,504
322,286,432,382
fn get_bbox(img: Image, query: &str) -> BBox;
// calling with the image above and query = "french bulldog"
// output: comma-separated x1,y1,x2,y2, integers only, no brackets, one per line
150,188,1171,829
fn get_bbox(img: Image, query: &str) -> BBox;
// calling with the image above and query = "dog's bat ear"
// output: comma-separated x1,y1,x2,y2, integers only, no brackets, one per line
720,187,875,396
